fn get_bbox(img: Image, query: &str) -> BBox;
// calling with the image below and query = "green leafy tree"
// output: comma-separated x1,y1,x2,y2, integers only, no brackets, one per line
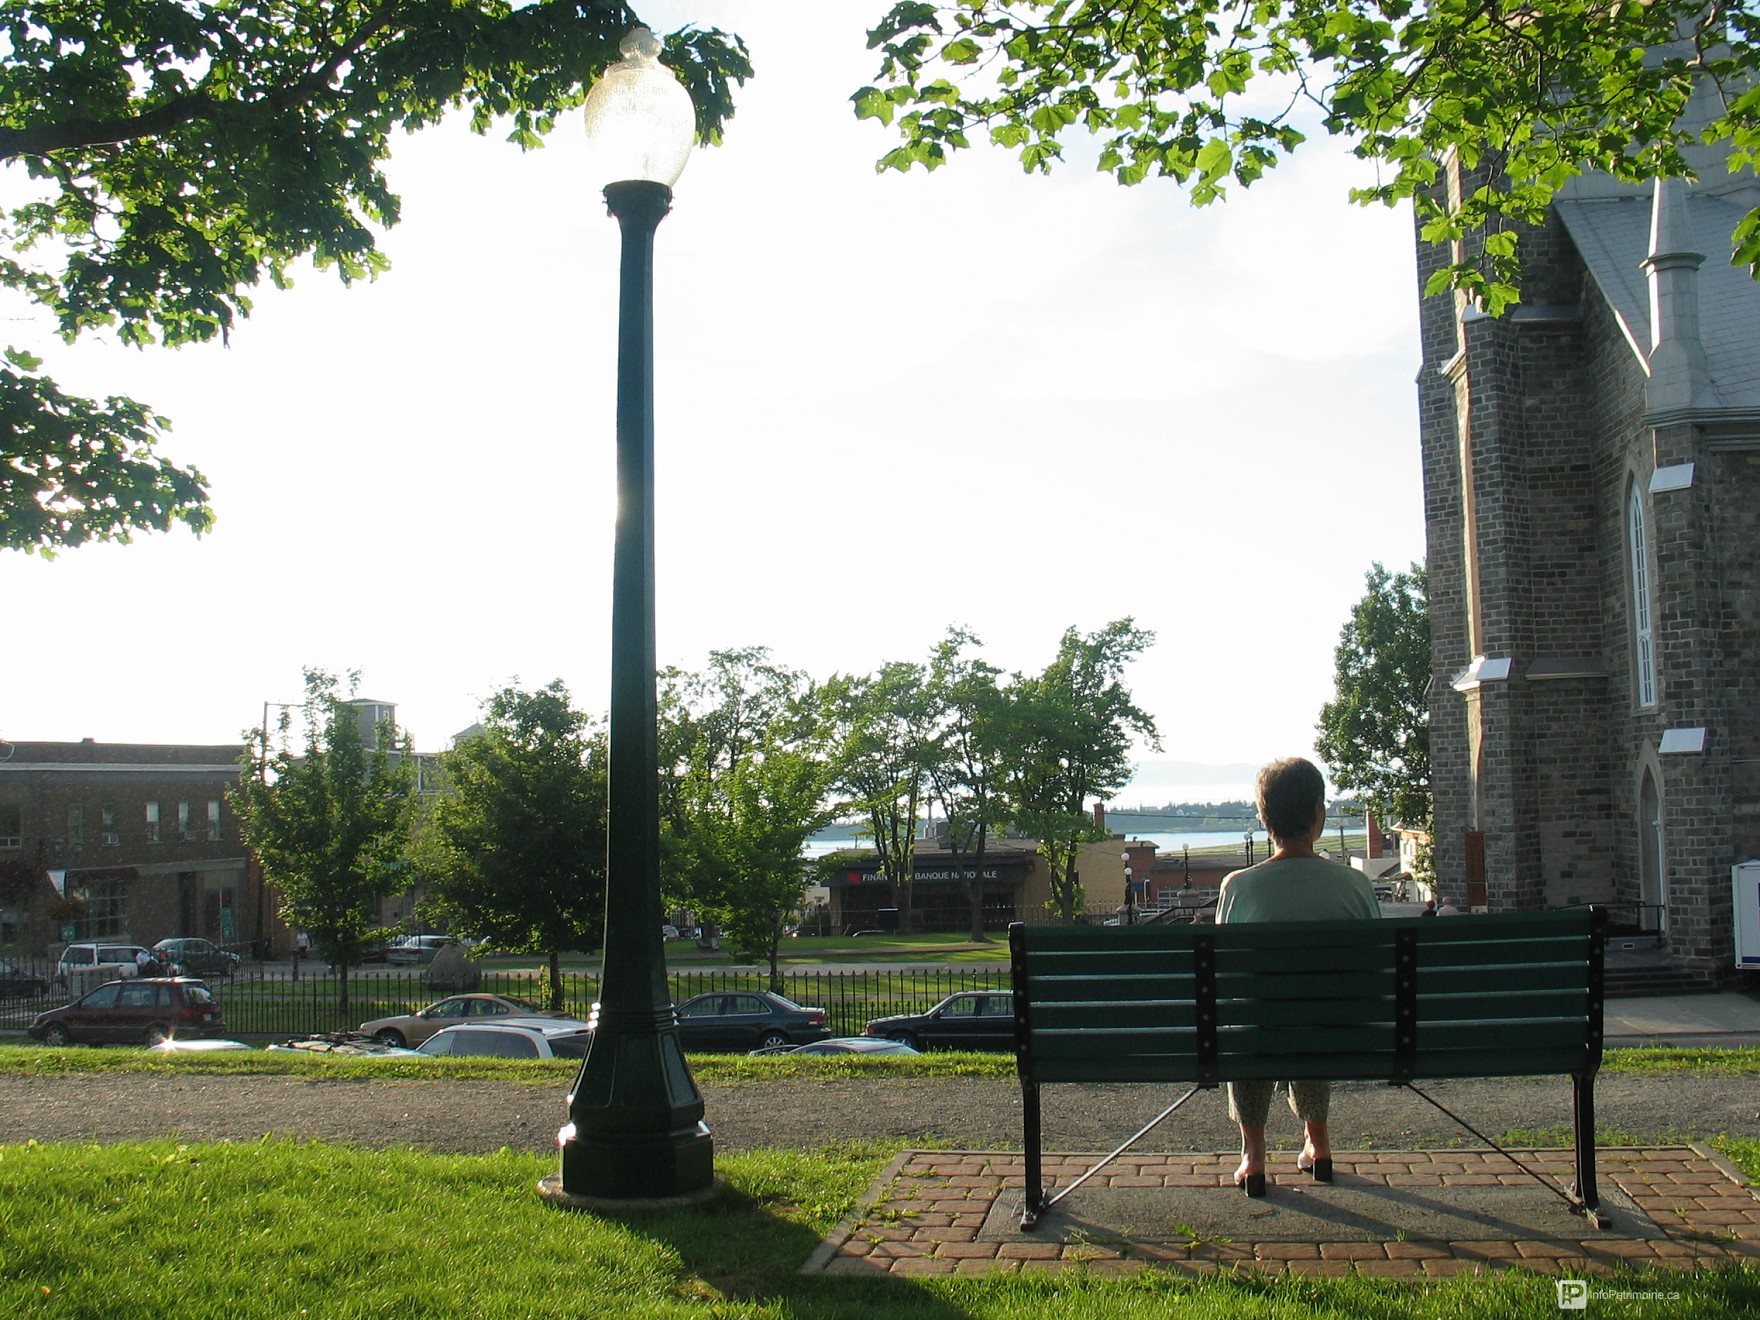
232,667,415,1017
0,2,750,553
1007,620,1159,921
660,649,836,986
825,660,941,933
923,628,1012,941
856,1,1760,310
0,349,211,556
704,746,837,991
1315,561,1432,856
414,681,607,1010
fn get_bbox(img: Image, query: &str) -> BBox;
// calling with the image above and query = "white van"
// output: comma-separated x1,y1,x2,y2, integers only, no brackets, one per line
55,942,153,990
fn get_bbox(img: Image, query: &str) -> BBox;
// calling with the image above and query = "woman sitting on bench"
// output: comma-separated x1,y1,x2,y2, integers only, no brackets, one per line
1218,757,1382,1197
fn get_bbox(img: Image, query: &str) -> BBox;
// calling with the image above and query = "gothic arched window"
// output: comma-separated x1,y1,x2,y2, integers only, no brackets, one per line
1627,483,1656,708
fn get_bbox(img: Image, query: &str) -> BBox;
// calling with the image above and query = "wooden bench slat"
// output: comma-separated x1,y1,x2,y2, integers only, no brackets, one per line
1025,910,1587,949
1212,947,1403,975
1030,1048,1590,1084
1025,949,1178,967
1416,964,1596,994
1409,942,1592,970
1030,973,1202,995
1032,992,1595,1031
1207,1018,1591,1058
1416,992,1592,1023
1214,968,1395,997
1035,1002,1201,1029
1215,997,1392,1028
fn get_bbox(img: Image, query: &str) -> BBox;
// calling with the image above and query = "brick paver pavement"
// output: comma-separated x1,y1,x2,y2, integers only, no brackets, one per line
806,1146,1760,1278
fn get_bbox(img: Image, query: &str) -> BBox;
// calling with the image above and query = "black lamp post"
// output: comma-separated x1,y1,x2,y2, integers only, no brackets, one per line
540,28,714,1208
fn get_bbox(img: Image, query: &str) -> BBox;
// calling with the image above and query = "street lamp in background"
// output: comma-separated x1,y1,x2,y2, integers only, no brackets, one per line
540,28,714,1209
1119,851,1137,926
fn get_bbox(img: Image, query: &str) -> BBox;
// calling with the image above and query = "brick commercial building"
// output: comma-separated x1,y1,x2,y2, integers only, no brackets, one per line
0,740,254,961
1416,79,1759,979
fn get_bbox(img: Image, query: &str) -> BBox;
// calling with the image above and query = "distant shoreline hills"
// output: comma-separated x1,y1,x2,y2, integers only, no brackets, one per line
1099,804,1258,832
808,801,1263,845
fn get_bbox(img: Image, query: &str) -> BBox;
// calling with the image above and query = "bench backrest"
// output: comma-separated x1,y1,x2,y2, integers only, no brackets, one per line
1010,908,1605,1087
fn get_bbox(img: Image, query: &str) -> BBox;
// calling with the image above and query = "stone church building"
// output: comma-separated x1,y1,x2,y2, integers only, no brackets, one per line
1417,86,1760,980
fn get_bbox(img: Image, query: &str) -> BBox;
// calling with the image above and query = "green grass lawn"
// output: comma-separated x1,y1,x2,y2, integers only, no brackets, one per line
1,1137,1753,1319
0,1043,1754,1083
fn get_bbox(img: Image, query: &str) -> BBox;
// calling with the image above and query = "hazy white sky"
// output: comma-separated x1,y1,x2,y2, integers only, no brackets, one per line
3,2,1426,798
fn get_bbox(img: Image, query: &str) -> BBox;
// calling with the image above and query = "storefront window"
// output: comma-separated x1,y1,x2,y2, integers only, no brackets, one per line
78,879,127,939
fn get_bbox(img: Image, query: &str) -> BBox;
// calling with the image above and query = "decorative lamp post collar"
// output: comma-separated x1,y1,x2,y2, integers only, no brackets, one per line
582,28,696,190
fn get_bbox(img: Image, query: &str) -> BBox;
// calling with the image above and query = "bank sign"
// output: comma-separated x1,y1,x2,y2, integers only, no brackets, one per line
830,867,1002,888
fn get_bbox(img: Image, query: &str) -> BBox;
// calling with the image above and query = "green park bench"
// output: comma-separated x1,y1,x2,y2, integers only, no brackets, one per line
1009,907,1607,1229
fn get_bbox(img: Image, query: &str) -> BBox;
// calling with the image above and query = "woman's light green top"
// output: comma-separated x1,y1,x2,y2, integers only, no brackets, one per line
1215,855,1382,924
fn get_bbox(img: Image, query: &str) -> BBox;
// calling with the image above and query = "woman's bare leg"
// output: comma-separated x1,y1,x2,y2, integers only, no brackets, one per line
1236,1123,1268,1184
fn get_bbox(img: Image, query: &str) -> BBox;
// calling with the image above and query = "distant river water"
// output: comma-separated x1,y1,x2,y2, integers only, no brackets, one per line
802,828,1261,860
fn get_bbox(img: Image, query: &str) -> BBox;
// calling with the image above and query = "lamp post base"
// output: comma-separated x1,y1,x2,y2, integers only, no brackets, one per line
553,1022,713,1200
554,1117,715,1201
537,1168,721,1214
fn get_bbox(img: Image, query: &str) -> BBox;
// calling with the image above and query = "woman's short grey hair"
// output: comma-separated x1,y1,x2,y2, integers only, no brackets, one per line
1256,757,1326,842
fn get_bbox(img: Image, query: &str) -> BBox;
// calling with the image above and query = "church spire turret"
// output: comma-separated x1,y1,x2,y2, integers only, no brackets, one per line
1641,174,1714,414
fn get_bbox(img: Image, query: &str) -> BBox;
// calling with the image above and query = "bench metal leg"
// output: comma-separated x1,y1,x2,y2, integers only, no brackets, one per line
1023,1085,1205,1230
1022,1081,1043,1229
1572,1074,1605,1228
1396,1081,1607,1228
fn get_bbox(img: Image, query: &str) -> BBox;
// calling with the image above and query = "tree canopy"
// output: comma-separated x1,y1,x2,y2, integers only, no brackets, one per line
1005,618,1159,920
231,666,415,1016
923,628,1011,940
856,1,1760,310
825,660,939,931
1315,561,1431,846
658,649,835,987
415,680,607,1009
1,2,749,554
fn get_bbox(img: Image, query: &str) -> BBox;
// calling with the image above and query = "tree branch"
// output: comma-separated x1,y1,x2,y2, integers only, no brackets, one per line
0,1,404,161
0,96,218,160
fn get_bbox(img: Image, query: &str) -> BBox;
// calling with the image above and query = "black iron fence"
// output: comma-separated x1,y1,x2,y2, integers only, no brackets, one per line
2,966,1013,1040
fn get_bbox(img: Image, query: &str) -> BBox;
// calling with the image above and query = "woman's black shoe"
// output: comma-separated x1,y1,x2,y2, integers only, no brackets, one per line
1296,1157,1333,1183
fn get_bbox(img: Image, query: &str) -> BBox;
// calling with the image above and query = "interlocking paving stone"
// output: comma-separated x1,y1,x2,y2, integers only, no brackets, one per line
805,1147,1760,1278
975,1181,1663,1246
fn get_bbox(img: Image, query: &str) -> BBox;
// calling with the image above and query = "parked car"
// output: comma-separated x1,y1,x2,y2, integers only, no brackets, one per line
672,991,830,1052
267,1033,418,1057
151,1038,254,1053
749,1036,920,1057
358,993,568,1047
153,937,240,979
0,957,48,997
414,1021,595,1059
27,977,227,1046
661,924,681,941
863,990,1015,1052
385,935,455,965
54,942,159,989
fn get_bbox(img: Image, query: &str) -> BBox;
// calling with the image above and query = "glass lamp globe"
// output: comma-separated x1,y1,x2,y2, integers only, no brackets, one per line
583,28,697,189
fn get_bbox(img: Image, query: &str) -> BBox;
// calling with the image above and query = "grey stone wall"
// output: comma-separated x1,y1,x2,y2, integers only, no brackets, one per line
1414,162,1757,976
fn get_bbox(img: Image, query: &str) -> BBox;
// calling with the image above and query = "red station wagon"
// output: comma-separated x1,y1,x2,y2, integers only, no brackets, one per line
28,977,227,1046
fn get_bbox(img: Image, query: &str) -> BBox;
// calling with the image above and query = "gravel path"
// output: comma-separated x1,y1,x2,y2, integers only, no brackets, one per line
4,1071,1755,1155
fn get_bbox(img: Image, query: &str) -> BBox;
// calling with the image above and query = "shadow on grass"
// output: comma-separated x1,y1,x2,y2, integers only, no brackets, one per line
607,1179,975,1319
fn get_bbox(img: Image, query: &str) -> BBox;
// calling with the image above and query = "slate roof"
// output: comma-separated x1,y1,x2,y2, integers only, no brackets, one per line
1556,189,1760,409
